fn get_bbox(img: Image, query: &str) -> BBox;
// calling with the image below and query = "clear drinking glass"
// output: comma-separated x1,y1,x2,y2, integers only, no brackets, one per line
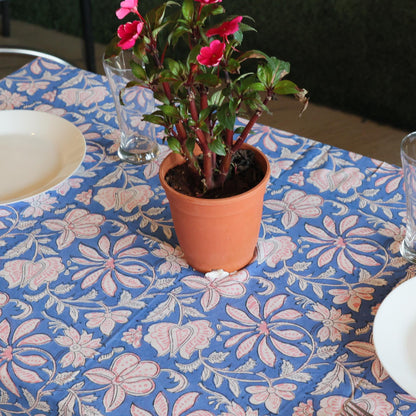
103,49,158,164
401,132,416,262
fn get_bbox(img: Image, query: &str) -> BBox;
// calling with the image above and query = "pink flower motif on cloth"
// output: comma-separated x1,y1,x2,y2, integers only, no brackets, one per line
182,269,249,311
144,320,215,359
329,286,375,312
306,303,354,342
58,86,109,107
371,160,402,194
16,81,50,96
303,215,380,274
256,236,297,268
43,208,105,250
288,171,305,186
345,340,389,383
0,293,9,318
317,393,393,416
246,382,297,414
197,40,226,67
122,325,143,348
308,167,365,194
94,185,154,213
85,310,131,336
22,193,57,218
0,89,28,109
0,257,65,290
72,235,147,297
0,319,51,397
293,399,314,416
378,221,406,254
55,327,101,368
247,125,298,152
131,391,216,416
151,242,188,274
222,295,305,368
264,189,323,229
221,401,259,416
84,353,160,412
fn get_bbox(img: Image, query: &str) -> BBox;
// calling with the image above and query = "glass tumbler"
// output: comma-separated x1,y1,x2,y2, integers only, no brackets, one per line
401,132,416,262
103,50,159,164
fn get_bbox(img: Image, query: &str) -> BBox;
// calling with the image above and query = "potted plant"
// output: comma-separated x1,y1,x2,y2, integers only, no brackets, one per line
106,0,308,272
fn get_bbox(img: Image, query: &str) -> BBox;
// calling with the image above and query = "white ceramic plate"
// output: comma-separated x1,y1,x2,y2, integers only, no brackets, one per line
373,278,416,396
0,110,86,204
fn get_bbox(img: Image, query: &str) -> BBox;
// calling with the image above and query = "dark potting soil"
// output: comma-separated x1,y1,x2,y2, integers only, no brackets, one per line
164,148,265,199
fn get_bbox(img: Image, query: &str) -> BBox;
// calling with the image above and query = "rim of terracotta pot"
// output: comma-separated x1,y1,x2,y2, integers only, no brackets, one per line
159,143,271,204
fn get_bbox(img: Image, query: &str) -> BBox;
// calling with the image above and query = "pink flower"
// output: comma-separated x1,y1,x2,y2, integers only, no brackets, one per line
58,86,108,107
308,167,365,194
303,215,380,274
346,340,389,382
94,185,153,212
22,193,57,218
306,303,354,342
85,310,131,336
0,89,28,109
72,235,147,297
84,353,160,412
122,326,143,348
372,161,402,193
144,320,215,359
197,40,225,67
131,391,215,416
0,257,65,290
0,319,51,397
117,21,144,50
256,236,297,268
221,401,259,416
151,242,188,274
288,171,304,186
378,221,406,254
0,293,9,318
182,269,249,311
16,81,49,96
222,295,305,368
264,189,323,229
318,393,393,416
329,286,375,312
116,0,138,19
293,399,314,416
246,383,297,414
206,16,243,41
43,209,105,249
195,0,221,4
247,125,298,152
75,189,93,205
55,327,101,368
53,178,83,196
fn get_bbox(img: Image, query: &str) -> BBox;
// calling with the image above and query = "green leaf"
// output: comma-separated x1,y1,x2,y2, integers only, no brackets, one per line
217,102,236,131
182,0,194,21
130,61,146,81
167,137,182,153
143,114,166,126
198,107,212,122
238,49,268,63
186,136,196,154
274,80,299,95
208,138,227,156
160,104,180,118
194,73,220,87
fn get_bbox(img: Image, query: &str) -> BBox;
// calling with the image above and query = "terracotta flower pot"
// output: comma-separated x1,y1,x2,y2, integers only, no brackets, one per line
158,143,271,273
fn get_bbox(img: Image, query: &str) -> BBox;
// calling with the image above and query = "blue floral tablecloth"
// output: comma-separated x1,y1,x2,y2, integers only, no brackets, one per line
0,58,413,416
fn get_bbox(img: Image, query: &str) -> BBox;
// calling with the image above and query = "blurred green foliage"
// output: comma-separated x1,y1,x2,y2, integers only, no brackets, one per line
9,0,416,130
